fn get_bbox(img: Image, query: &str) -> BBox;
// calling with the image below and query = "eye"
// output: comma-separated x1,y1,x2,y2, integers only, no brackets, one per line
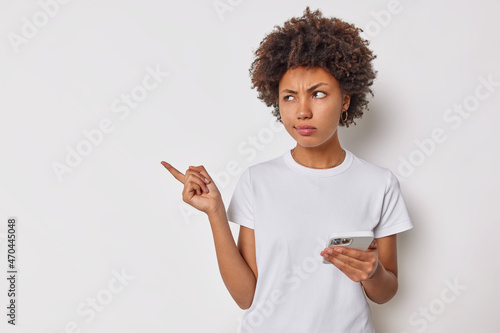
283,95,294,101
314,91,326,98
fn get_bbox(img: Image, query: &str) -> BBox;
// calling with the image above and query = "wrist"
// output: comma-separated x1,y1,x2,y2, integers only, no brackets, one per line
206,203,226,220
364,259,384,283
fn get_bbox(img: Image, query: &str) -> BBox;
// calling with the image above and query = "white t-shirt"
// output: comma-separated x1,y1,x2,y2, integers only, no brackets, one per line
226,148,413,333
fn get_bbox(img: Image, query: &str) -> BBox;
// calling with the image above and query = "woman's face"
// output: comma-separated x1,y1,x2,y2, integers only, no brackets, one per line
278,66,350,149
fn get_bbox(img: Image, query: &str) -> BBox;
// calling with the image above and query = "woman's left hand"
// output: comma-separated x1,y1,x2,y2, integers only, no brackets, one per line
320,239,379,282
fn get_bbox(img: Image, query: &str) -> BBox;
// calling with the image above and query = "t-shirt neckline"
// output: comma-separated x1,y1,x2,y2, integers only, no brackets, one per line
283,147,353,177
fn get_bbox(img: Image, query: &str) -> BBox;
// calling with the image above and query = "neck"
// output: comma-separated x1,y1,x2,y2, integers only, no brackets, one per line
292,138,345,169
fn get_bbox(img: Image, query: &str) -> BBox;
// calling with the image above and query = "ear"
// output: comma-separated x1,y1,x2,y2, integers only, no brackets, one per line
342,94,351,111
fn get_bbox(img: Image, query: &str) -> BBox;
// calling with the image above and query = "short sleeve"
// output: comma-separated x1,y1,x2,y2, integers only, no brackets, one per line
374,170,413,238
226,168,255,229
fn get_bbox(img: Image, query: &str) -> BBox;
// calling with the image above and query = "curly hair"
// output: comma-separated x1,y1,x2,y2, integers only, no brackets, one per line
249,6,377,127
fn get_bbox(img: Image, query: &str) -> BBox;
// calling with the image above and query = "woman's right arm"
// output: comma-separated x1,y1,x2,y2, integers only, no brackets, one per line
207,206,258,310
160,161,257,309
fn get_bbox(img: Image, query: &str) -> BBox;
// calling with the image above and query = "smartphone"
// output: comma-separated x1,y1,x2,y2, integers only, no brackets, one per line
322,231,375,264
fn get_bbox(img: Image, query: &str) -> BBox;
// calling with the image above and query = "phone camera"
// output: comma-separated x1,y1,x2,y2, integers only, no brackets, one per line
331,238,342,246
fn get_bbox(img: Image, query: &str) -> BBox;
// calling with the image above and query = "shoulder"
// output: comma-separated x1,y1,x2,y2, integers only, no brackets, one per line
229,154,285,191
246,153,286,179
348,150,396,189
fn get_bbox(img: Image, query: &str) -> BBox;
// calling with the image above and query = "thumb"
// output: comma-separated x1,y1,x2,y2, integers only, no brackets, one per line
189,165,212,183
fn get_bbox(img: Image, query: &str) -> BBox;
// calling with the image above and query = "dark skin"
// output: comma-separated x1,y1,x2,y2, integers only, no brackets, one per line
279,66,399,304
161,65,400,305
321,235,399,304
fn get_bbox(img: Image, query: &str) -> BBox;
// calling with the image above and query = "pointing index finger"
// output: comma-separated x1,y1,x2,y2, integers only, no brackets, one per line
161,161,185,184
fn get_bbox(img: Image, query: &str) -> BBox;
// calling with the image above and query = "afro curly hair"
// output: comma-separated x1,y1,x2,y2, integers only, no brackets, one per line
249,6,377,127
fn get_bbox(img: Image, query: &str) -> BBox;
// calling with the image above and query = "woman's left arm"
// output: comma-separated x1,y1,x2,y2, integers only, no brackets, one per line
359,235,398,304
321,234,398,304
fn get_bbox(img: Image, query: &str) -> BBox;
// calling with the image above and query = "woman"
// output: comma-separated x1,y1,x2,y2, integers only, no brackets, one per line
162,6,413,332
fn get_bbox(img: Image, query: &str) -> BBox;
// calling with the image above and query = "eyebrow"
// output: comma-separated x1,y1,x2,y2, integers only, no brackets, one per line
280,82,329,94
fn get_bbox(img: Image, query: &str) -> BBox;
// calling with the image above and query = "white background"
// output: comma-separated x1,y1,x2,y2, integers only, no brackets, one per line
1,0,499,332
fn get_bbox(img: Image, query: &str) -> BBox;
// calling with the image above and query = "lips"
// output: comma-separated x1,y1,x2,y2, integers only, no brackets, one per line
295,125,316,129
295,125,317,135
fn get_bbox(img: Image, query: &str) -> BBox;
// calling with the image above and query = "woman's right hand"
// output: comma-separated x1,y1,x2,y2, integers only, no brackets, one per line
161,161,224,216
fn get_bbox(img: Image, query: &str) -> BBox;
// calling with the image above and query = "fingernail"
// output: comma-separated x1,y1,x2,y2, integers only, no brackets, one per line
204,178,210,183
334,248,342,253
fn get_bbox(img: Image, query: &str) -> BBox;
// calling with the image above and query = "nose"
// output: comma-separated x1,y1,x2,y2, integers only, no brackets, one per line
296,98,312,119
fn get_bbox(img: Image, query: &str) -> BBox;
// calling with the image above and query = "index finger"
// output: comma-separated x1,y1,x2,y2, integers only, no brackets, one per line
161,161,185,184
331,247,367,261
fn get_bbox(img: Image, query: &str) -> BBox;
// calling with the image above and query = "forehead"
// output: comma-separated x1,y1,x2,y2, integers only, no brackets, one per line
278,66,338,88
